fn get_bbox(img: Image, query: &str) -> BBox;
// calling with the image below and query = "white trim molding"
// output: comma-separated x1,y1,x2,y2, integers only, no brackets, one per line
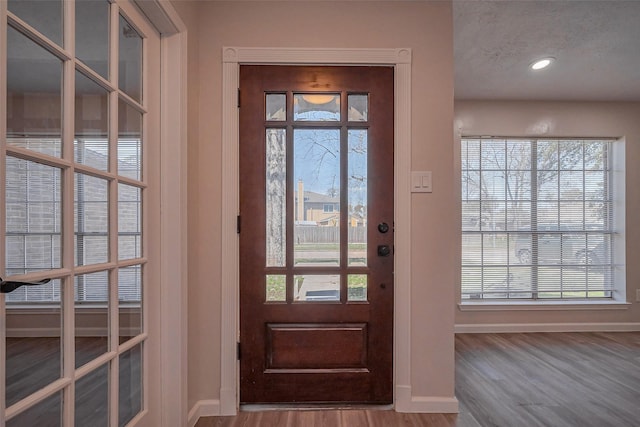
221,47,413,415
138,1,190,426
187,400,221,427
455,322,640,334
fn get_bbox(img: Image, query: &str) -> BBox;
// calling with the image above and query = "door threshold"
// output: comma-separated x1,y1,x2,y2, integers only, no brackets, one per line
240,403,394,412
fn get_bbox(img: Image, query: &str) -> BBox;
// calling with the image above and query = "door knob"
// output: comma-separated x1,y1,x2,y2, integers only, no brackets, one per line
1,277,51,294
378,222,390,233
377,245,392,257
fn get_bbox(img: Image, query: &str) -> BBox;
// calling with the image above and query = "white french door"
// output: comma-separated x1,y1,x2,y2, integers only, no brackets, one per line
1,0,160,425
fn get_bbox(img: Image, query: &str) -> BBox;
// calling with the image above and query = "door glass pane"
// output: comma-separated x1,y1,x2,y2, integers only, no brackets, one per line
348,94,368,122
348,274,367,302
75,271,109,368
8,0,63,46
7,26,63,157
5,280,62,406
75,71,109,171
266,128,286,267
294,94,340,121
118,183,141,260
293,129,340,266
118,14,142,102
76,0,110,78
266,274,286,302
294,274,340,302
348,129,367,266
266,94,286,121
6,158,61,274
6,391,62,427
118,99,142,180
75,173,109,266
119,265,142,343
75,364,109,427
119,343,142,427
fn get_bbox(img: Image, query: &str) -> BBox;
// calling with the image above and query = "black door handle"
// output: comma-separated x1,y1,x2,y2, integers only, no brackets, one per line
1,278,51,294
377,245,392,257
378,222,390,234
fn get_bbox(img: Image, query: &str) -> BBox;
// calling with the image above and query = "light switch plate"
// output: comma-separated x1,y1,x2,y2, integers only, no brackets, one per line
411,171,432,193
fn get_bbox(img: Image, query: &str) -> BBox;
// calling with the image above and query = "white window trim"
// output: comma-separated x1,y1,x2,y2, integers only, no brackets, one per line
221,47,414,415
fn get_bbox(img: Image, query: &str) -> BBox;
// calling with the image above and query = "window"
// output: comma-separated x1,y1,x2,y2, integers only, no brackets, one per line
323,203,338,213
461,138,617,300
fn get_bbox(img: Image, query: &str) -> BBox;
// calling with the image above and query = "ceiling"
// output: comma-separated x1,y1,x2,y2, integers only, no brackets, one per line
453,0,640,102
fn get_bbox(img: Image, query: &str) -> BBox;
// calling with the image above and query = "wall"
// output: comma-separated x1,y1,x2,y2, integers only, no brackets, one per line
172,0,456,413
455,101,640,327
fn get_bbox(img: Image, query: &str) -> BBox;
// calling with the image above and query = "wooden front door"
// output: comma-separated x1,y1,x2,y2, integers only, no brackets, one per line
239,65,394,404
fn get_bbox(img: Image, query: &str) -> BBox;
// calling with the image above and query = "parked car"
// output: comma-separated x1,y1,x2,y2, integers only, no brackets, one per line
514,225,608,265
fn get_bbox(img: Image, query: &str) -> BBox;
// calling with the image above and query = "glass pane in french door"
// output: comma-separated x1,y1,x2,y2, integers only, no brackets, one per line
6,25,63,157
6,391,63,427
75,364,109,427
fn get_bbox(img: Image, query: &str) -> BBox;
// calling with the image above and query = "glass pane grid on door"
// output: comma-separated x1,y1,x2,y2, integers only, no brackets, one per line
263,91,371,305
3,1,148,424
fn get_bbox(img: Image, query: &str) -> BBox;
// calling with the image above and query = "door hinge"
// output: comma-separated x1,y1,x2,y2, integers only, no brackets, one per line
237,342,241,360
237,88,241,108
237,215,241,234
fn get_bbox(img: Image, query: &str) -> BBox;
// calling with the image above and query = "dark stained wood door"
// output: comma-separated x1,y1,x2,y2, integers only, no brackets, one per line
239,65,394,404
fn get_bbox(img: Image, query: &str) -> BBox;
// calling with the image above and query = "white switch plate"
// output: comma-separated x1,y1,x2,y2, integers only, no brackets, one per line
411,171,432,193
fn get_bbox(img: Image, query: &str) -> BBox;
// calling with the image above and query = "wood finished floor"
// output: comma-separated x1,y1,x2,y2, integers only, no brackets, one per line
196,332,640,427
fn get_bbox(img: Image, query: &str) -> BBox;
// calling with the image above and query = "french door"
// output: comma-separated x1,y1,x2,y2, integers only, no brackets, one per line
1,1,160,425
239,65,394,404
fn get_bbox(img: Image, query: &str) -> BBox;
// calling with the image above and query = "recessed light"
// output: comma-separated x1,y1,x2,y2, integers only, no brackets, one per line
530,57,555,70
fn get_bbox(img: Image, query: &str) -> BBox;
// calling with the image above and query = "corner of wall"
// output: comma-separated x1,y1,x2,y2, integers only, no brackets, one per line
187,400,221,427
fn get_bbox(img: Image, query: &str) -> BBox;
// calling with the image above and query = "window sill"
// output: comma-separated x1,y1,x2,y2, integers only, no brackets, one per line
458,300,632,312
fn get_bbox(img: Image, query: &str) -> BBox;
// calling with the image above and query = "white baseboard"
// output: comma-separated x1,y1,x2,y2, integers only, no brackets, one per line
402,396,459,414
394,385,459,413
455,322,640,333
6,327,139,338
187,400,220,427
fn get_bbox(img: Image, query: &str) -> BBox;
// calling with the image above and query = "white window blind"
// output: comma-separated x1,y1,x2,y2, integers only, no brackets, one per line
461,138,615,300
5,138,141,304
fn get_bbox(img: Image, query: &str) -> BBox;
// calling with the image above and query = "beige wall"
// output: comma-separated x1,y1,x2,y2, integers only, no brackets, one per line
172,0,456,410
455,101,640,325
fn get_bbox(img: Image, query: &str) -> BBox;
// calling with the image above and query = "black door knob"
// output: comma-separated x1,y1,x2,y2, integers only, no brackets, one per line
377,245,391,257
378,222,390,233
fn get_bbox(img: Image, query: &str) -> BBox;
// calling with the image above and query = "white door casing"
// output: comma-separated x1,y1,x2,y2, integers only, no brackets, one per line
220,47,413,415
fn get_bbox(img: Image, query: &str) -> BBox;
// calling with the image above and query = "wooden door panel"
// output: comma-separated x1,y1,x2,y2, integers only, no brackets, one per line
266,323,368,370
239,65,394,404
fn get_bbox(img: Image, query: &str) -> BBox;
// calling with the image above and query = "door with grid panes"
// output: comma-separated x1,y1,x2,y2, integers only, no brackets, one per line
1,1,160,425
239,65,394,404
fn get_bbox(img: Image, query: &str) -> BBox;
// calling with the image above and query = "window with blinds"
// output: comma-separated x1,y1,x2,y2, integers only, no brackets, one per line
461,138,615,300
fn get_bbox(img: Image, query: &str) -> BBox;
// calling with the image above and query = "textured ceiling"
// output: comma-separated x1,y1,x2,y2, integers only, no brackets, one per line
453,0,640,101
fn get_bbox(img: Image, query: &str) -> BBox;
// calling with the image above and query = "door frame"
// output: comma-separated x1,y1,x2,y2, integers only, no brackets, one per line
221,47,413,414
135,2,188,425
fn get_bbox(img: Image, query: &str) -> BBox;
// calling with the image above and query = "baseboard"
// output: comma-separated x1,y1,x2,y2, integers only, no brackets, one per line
6,327,139,338
455,322,640,333
402,396,459,414
187,399,220,427
394,385,459,413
